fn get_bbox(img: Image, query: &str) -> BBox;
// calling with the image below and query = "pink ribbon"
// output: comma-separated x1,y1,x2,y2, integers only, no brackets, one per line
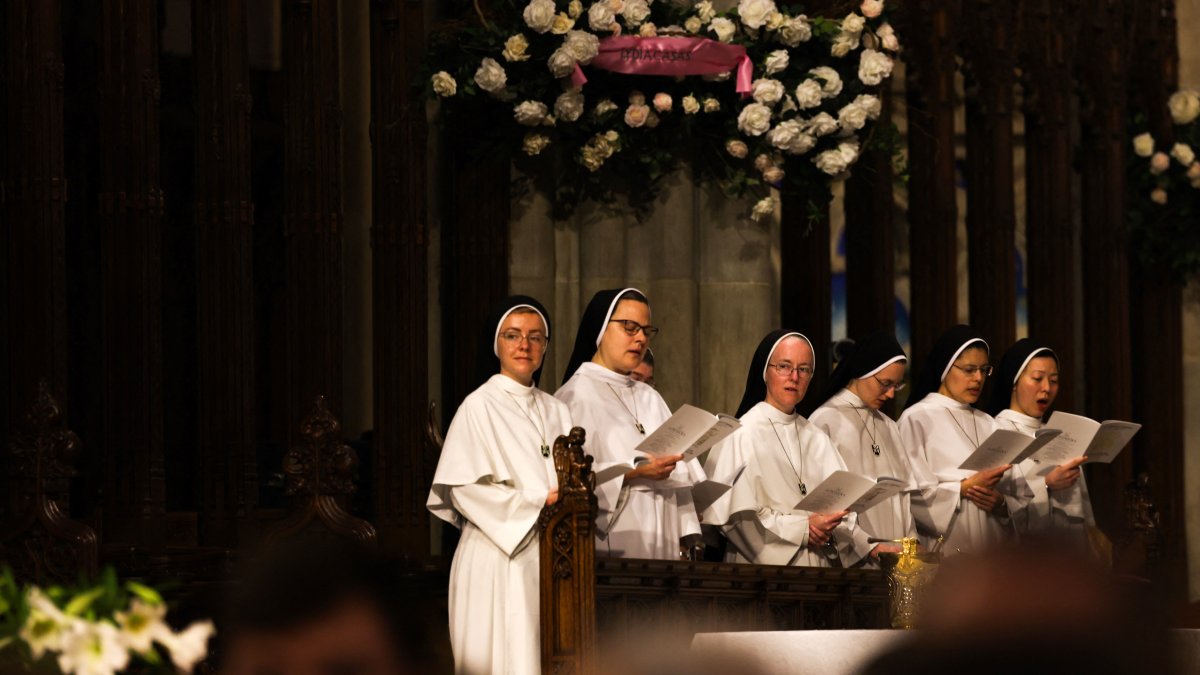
571,36,753,95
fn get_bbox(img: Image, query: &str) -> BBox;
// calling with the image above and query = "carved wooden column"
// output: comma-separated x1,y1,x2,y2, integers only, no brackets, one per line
1129,0,1185,596
192,0,258,545
282,0,344,443
98,0,166,548
1019,0,1081,413
539,427,598,675
1076,0,1136,535
783,194,832,407
844,92,896,339
1,0,69,480
370,0,433,559
961,0,1017,352
897,0,960,373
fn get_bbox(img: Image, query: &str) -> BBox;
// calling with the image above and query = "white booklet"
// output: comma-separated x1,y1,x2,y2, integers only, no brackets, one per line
691,465,747,514
635,404,741,459
793,471,908,514
1034,411,1141,466
955,428,1062,471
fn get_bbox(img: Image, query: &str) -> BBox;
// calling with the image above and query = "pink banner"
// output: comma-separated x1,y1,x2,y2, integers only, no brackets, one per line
572,36,753,95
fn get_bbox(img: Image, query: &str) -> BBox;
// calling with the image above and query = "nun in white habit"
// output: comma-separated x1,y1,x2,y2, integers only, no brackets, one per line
703,330,859,567
555,288,705,560
898,325,1033,555
809,331,920,566
428,295,570,675
986,338,1093,543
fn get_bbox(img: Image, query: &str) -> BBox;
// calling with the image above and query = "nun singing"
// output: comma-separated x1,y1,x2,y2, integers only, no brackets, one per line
556,288,705,559
428,296,571,675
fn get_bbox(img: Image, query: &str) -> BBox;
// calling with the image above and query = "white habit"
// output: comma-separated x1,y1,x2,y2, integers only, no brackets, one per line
703,401,860,567
897,393,1031,554
994,408,1095,543
428,374,571,675
810,389,919,566
555,361,705,559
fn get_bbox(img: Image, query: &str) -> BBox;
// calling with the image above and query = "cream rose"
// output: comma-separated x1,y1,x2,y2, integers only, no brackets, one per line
726,139,750,158
588,2,617,30
1167,90,1200,125
854,94,882,119
858,48,893,86
808,67,843,97
765,11,785,31
684,16,703,33
1132,133,1155,158
696,0,716,22
777,15,811,46
514,100,549,126
474,57,507,93
503,34,531,62
639,22,657,36
763,166,785,183
625,103,650,127
861,0,884,18
838,102,869,131
682,95,701,114
551,12,575,34
877,23,900,51
815,147,850,175
1171,143,1195,166
842,13,866,34
523,0,557,33
763,50,789,76
754,153,773,171
554,90,585,122
738,0,778,30
1188,162,1200,180
737,103,773,136
751,196,776,222
547,48,577,78
806,112,839,136
766,119,804,151
564,30,600,63
703,97,721,113
523,133,551,155
794,80,823,109
622,0,651,26
752,79,785,106
568,0,583,18
1150,151,1170,175
594,99,618,116
431,71,457,97
831,33,860,58
709,17,737,42
653,92,673,112
1150,188,1168,205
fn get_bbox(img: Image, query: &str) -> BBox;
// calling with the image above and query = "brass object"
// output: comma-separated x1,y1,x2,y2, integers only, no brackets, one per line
877,537,940,629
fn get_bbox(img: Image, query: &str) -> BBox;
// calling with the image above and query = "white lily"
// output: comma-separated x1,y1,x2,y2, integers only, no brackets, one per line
160,620,216,673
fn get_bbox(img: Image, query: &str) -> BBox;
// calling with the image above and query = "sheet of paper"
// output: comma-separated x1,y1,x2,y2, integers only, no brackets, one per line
1035,411,1102,466
793,470,877,513
691,464,747,513
592,461,633,486
1082,421,1141,464
847,479,907,513
957,429,1049,471
634,404,741,459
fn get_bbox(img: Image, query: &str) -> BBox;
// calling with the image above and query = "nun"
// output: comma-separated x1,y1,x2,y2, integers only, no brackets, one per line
897,325,1032,555
986,339,1093,541
555,288,705,559
809,331,920,566
703,330,859,567
428,296,570,675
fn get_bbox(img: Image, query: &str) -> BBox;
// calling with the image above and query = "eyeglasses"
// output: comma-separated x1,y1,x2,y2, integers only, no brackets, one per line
609,319,659,340
952,363,993,377
767,362,815,379
872,375,907,392
499,331,547,348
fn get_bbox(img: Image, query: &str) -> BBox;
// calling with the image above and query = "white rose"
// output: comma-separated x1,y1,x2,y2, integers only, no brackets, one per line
1132,133,1155,158
794,80,823,109
709,17,737,42
780,95,797,114
854,94,882,119
788,132,816,155
751,196,776,222
474,57,507,93
858,49,893,86
588,2,617,30
763,50,789,76
831,33,859,57
431,71,457,97
777,15,811,46
684,16,703,33
564,30,600,63
554,90,585,122
514,100,549,126
696,0,716,22
806,112,839,136
766,119,803,150
682,95,700,114
523,133,552,155
608,0,625,15
625,103,650,127
726,139,749,158
815,147,851,175
752,79,785,106
703,70,732,82
1150,151,1170,174
594,99,618,116
547,48,577,78
738,0,777,30
1150,188,1168,205
1167,90,1200,125
569,0,583,18
737,103,773,136
841,13,866,34
653,92,673,112
622,0,651,26
703,97,721,113
861,0,884,18
877,23,900,51
551,12,576,34
765,11,785,31
808,67,843,97
639,22,657,36
503,34,531,62
838,102,869,130
523,0,557,33
763,166,785,183
1171,143,1195,166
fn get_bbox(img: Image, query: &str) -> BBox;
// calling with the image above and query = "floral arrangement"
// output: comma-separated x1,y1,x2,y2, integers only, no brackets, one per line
424,0,900,220
1128,89,1200,282
0,568,213,675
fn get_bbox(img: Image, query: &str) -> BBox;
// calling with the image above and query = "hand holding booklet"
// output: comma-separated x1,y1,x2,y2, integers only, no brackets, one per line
793,471,908,514
955,428,1062,472
634,404,741,460
1033,411,1141,466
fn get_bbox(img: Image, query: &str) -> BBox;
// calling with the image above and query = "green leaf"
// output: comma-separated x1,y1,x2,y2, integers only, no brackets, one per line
64,588,105,616
125,582,163,606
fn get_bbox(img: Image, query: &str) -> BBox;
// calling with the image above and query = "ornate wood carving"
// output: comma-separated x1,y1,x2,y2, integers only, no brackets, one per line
0,380,98,583
539,428,598,675
844,90,896,340
897,0,961,374
98,0,166,548
1076,0,1136,536
282,0,344,446
370,0,433,560
267,396,377,545
1,0,69,458
1019,0,1082,413
782,193,832,407
192,0,258,545
961,0,1018,351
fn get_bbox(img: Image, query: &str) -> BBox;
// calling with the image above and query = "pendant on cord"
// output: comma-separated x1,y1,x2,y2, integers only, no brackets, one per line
635,422,645,435
871,443,881,457
799,482,807,496
541,443,550,458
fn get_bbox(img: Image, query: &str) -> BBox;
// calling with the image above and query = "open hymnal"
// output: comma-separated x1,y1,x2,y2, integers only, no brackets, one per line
1032,411,1141,466
955,428,1062,472
635,404,741,459
793,471,908,514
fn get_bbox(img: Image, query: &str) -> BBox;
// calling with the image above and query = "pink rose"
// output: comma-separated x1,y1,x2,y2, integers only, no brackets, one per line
653,92,673,112
860,0,883,18
1149,152,1170,175
624,103,650,127
1150,188,1168,204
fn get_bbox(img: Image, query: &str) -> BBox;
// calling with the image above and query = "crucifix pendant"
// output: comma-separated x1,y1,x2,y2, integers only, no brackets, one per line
540,444,550,458
871,443,881,456
635,422,645,435
799,482,807,496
